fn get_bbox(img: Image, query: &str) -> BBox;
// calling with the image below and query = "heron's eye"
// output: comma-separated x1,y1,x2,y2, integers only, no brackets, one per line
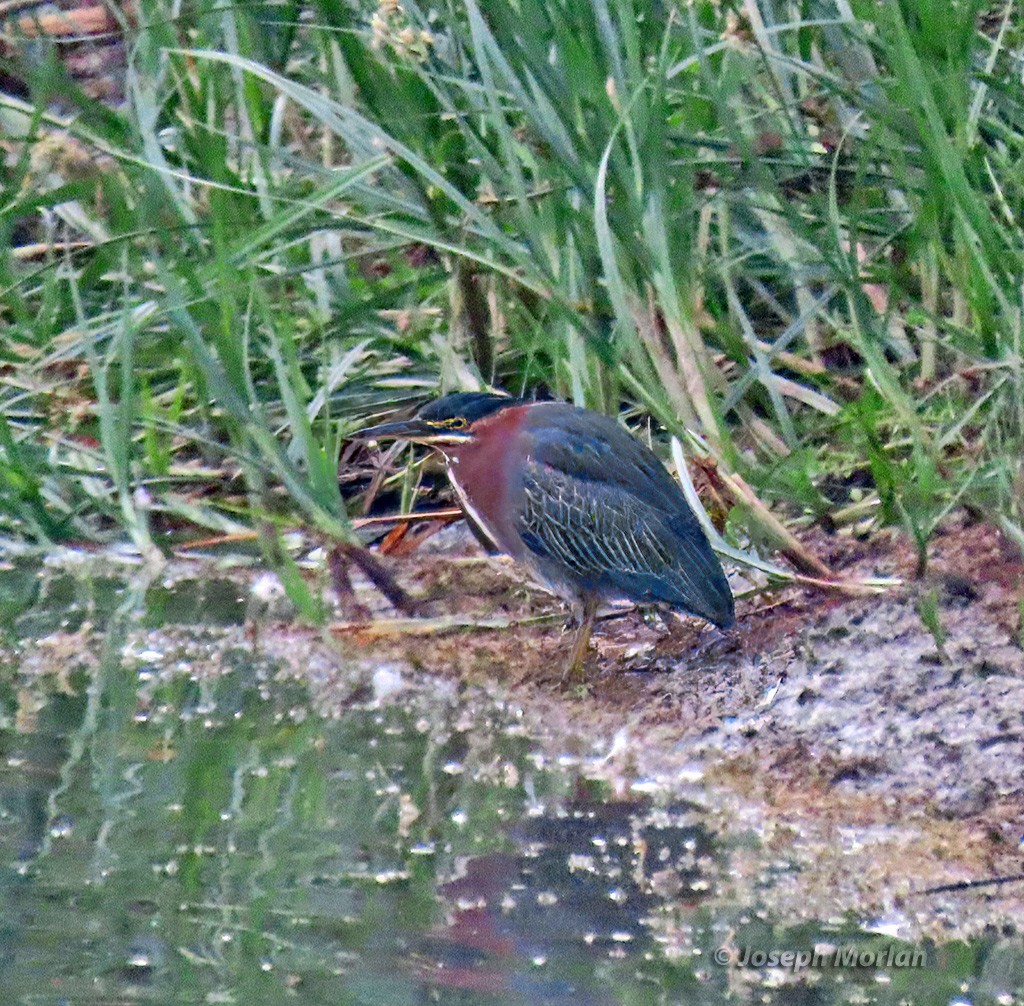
443,416,469,430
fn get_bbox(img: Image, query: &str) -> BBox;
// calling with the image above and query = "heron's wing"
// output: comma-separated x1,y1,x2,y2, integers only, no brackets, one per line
516,459,734,627
524,407,694,518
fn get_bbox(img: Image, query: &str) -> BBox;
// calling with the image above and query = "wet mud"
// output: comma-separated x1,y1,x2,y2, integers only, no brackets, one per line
326,512,1024,937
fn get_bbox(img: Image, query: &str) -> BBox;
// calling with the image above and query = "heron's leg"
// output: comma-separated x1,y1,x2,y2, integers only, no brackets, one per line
564,594,599,682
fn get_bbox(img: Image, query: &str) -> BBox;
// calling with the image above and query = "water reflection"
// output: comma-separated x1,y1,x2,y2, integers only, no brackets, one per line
0,558,1018,1005
421,799,715,1003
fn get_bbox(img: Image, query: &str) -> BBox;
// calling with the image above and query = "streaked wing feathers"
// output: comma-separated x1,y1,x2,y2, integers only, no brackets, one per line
517,459,733,626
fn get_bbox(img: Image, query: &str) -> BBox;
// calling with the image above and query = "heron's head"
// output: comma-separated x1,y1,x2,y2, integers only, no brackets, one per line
356,392,520,446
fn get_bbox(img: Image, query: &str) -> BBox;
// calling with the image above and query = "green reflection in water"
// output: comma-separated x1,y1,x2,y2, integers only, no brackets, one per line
0,559,1019,1005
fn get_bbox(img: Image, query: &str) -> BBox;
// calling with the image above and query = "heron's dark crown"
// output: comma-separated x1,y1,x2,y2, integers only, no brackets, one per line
418,392,522,427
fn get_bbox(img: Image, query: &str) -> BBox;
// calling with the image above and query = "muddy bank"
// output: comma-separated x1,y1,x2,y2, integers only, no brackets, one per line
324,513,1024,935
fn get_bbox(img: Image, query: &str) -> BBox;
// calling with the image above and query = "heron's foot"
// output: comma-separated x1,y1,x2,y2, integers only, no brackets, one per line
561,646,588,685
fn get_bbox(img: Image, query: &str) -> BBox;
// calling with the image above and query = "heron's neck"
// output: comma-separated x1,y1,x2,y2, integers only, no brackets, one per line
436,404,533,558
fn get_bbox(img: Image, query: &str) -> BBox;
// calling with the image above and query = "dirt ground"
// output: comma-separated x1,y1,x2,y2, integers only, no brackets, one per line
325,511,1024,938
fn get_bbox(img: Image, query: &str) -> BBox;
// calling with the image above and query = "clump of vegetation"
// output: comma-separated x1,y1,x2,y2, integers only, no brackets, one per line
1,0,1021,586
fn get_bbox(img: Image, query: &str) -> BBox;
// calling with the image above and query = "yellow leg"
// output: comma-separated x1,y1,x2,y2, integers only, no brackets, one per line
564,595,598,683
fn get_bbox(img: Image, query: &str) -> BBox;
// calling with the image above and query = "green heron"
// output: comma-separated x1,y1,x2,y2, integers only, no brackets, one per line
358,392,734,676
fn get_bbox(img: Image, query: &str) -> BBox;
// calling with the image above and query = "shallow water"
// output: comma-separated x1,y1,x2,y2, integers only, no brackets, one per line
0,555,1020,1005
